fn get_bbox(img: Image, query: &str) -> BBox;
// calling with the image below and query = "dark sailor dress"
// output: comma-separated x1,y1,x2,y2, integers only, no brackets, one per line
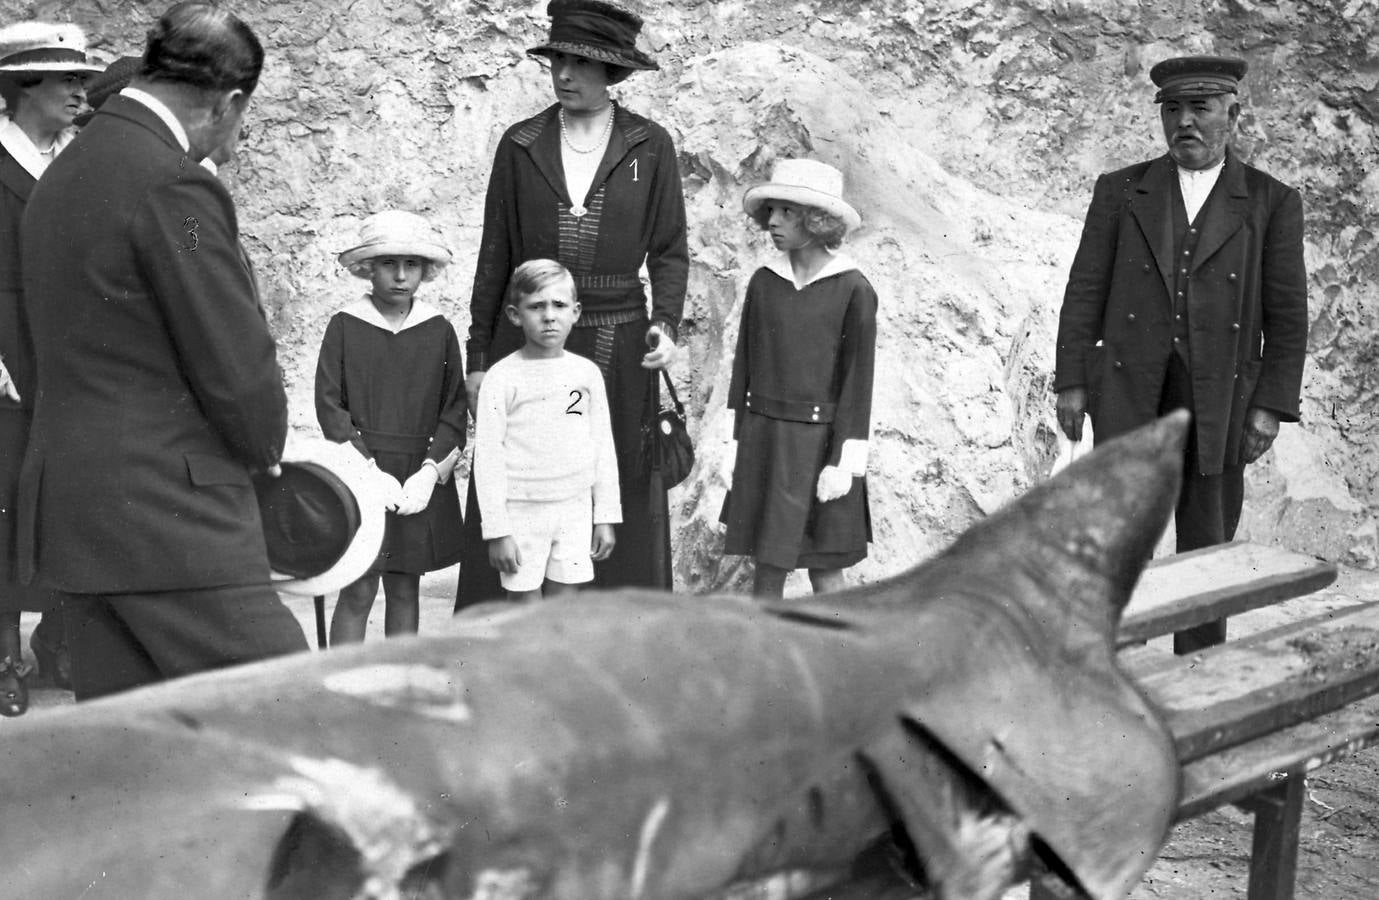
315,298,467,574
721,255,878,569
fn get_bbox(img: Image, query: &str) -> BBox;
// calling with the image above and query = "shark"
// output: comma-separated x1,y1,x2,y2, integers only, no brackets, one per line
0,411,1187,900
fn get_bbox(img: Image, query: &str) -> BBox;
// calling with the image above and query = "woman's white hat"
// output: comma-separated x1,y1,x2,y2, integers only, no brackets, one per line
337,210,453,281
742,158,861,232
0,23,103,75
255,440,387,597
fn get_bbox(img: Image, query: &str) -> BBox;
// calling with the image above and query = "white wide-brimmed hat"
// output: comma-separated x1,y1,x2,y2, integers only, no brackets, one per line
742,158,862,232
255,440,388,597
337,210,453,281
0,23,103,75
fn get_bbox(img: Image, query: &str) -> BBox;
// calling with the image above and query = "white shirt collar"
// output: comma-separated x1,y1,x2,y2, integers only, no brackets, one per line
120,87,191,153
763,250,860,290
340,296,444,333
0,116,76,181
1176,158,1225,224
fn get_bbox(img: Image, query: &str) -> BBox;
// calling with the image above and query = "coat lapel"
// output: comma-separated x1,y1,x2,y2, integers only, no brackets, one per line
512,106,570,205
586,105,648,204
0,150,33,205
1128,156,1178,301
1190,150,1248,271
512,104,652,208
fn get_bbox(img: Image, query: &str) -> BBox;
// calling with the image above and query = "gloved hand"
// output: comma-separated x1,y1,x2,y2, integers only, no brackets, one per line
396,464,439,515
0,356,20,403
815,465,854,503
369,462,403,512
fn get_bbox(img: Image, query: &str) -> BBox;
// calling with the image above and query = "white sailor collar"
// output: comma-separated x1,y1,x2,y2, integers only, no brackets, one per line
764,251,860,290
0,116,76,181
340,296,445,334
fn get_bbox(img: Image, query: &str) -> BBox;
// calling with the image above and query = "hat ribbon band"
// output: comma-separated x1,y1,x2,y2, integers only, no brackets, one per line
0,47,90,68
548,11,639,54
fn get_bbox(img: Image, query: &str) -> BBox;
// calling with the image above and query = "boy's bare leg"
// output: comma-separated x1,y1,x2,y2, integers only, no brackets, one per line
752,562,789,599
330,572,381,645
382,572,421,636
543,580,578,600
808,567,845,595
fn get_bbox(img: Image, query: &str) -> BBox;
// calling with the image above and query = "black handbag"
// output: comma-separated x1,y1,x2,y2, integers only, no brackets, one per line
640,368,695,488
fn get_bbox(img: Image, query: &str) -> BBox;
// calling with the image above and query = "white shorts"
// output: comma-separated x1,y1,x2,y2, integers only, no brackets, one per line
501,494,594,592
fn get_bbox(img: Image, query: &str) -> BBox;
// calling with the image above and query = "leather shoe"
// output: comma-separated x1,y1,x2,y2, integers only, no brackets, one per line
0,656,31,717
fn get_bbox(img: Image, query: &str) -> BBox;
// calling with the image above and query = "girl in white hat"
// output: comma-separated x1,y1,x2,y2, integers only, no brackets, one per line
721,159,878,598
315,210,466,644
0,22,101,710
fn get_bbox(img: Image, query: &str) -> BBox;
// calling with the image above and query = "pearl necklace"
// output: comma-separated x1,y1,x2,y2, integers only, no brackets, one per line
559,102,614,155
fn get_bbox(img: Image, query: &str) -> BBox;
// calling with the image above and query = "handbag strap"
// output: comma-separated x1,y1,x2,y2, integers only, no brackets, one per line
658,368,685,417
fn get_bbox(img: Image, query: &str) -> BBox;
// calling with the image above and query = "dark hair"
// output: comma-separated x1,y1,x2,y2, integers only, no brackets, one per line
506,258,576,308
604,63,633,84
142,1,264,95
0,72,43,111
751,203,850,251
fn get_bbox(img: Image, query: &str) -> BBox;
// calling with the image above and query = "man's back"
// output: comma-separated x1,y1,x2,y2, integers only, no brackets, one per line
19,94,287,593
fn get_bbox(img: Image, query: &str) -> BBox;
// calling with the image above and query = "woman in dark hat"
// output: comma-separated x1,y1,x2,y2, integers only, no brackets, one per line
456,0,688,607
0,22,101,712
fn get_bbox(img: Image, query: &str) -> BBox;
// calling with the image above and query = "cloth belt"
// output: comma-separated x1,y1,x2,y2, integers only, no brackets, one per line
358,428,431,456
574,273,642,290
742,391,837,424
576,307,647,328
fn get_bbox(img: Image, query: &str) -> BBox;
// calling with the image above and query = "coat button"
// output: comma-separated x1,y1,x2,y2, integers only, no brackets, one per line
1127,313,1136,322
1142,264,1151,273
1231,322,1240,332
811,414,819,421
1114,360,1124,369
1228,273,1238,281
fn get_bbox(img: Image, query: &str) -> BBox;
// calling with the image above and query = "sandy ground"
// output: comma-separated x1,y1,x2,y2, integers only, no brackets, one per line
8,563,1379,897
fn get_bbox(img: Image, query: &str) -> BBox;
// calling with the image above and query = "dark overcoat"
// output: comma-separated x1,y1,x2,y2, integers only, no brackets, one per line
1053,149,1308,475
16,96,287,593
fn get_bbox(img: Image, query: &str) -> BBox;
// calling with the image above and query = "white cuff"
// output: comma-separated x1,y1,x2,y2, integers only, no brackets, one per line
836,439,869,477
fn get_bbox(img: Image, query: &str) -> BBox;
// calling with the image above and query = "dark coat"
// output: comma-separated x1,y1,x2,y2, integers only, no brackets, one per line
0,142,34,411
465,102,688,371
1054,150,1308,474
16,95,288,593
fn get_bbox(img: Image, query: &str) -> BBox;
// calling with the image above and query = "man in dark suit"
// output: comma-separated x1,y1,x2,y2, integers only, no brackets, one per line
1053,55,1309,654
18,2,307,699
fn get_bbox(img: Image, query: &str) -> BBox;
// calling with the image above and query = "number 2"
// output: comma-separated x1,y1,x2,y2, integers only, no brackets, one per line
566,390,585,415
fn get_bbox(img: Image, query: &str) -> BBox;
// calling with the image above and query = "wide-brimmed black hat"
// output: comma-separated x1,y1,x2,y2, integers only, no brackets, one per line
1150,55,1247,103
254,444,385,596
527,0,659,77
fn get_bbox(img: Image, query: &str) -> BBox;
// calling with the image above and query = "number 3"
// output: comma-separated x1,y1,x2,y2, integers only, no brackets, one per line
566,390,585,415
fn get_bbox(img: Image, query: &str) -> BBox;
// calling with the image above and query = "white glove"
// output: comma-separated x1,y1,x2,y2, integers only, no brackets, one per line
370,462,403,512
396,464,439,516
0,356,19,403
815,465,854,503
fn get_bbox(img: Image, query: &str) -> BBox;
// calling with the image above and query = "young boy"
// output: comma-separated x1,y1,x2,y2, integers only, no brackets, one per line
473,259,620,601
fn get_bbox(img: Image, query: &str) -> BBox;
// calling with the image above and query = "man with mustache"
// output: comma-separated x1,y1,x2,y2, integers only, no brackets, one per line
1053,55,1308,654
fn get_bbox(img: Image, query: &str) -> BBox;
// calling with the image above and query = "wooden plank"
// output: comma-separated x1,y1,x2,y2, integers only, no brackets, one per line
1119,542,1337,646
1175,691,1379,820
1137,602,1379,762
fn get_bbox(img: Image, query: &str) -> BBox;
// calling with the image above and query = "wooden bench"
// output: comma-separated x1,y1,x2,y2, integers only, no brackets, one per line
1030,541,1379,900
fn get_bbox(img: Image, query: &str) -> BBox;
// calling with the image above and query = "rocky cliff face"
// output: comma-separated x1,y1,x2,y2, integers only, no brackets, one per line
19,0,1379,591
